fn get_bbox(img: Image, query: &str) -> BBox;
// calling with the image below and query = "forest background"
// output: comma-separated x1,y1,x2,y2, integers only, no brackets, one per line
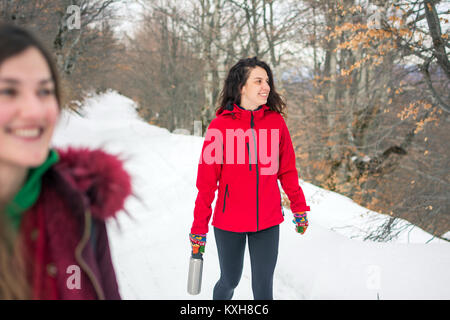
1,0,448,241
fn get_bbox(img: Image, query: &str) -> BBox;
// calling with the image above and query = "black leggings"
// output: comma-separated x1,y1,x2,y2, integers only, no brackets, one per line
213,225,279,300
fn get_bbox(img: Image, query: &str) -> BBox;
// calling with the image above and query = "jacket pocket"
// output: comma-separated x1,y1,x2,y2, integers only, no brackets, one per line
223,184,230,213
278,185,285,216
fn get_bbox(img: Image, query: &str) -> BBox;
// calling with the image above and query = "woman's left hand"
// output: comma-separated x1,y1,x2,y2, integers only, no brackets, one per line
293,212,308,235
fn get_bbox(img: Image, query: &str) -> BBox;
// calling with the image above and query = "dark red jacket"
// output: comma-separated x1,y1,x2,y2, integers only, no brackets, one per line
191,104,310,234
20,147,132,300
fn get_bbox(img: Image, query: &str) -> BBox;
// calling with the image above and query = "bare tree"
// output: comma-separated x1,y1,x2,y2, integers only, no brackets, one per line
286,0,449,238
52,0,123,75
1,0,130,105
120,2,205,131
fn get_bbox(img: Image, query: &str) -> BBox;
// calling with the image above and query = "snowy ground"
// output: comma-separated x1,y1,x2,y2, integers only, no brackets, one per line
52,91,450,300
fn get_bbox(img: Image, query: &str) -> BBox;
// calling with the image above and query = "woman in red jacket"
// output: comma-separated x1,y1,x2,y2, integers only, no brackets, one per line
190,57,310,300
0,24,132,299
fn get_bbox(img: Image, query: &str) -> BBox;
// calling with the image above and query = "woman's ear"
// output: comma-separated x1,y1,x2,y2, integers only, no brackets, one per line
240,83,246,96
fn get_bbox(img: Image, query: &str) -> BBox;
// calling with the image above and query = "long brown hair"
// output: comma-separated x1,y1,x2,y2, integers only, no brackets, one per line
0,24,61,299
216,56,286,116
0,216,30,299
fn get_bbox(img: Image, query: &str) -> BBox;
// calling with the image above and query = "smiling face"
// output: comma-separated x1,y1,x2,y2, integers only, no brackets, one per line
240,66,271,110
0,47,59,169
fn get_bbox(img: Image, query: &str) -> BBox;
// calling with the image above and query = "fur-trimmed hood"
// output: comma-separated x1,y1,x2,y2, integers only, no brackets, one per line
52,147,132,220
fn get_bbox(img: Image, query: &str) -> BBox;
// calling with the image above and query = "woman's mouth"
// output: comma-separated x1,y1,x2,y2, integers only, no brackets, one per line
5,127,44,140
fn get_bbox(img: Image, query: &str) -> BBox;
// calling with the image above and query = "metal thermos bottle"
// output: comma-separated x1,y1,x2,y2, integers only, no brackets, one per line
187,252,203,295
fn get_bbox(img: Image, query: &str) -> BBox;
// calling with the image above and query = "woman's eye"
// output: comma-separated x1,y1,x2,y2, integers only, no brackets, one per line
38,88,55,96
0,88,17,96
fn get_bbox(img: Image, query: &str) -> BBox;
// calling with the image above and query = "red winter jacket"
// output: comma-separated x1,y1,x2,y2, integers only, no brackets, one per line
191,104,310,234
20,148,132,299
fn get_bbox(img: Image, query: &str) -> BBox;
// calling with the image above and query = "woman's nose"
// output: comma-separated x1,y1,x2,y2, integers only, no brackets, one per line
19,92,43,119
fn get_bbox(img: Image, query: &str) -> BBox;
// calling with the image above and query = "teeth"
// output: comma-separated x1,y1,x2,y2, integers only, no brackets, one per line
12,128,41,138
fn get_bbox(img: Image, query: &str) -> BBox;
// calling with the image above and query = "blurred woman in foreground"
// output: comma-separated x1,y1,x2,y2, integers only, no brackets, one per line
0,24,132,300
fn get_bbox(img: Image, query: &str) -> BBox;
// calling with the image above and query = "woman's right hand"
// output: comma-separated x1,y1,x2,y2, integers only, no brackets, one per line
189,233,207,255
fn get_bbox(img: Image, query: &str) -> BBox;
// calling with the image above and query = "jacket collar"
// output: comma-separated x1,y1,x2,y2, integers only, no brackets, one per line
217,103,270,120
6,149,59,230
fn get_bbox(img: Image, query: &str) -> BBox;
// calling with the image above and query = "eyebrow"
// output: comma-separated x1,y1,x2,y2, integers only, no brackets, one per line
0,78,54,85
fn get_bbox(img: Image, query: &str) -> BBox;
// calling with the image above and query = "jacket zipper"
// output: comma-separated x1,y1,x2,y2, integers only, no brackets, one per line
250,112,259,231
223,184,229,213
246,142,252,171
75,209,105,300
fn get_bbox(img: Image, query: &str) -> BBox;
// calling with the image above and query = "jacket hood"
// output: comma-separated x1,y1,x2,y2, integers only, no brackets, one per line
52,147,132,220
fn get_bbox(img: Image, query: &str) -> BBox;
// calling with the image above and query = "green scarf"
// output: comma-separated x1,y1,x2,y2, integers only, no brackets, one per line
5,149,59,230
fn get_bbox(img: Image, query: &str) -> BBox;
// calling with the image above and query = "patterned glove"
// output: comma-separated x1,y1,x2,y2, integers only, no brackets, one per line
189,233,207,255
293,212,308,235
